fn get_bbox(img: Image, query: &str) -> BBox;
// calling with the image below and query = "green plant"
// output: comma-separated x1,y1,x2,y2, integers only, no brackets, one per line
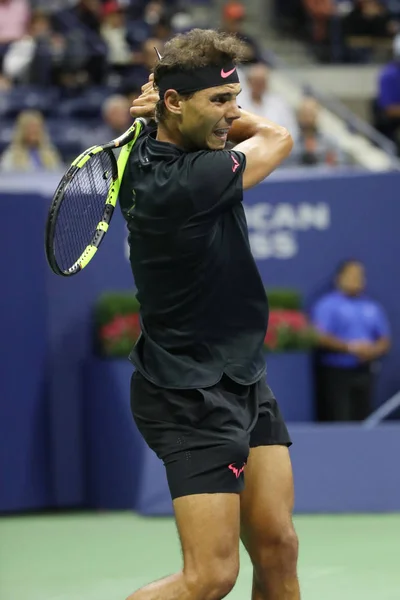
266,288,302,310
93,292,140,357
263,309,316,352
94,292,140,325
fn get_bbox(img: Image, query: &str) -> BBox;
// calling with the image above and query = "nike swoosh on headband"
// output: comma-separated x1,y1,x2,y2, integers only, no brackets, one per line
221,67,236,78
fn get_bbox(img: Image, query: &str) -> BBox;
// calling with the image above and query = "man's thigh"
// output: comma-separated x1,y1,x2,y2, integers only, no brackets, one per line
174,493,241,576
240,445,296,559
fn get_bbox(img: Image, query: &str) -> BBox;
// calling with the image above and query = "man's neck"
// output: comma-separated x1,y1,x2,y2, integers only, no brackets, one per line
156,121,192,150
156,122,177,144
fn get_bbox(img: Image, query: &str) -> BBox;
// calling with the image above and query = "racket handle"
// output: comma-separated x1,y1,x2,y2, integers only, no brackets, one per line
136,117,150,128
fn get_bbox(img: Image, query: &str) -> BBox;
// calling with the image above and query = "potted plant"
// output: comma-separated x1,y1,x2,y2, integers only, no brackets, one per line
94,288,316,358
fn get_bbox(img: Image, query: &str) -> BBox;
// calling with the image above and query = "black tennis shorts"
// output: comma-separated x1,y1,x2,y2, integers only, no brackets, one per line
130,371,292,500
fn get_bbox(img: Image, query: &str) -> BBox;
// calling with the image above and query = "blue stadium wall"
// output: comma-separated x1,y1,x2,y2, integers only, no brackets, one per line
1,168,400,513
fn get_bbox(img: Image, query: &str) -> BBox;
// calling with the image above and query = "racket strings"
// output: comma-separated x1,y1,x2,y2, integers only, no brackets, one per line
53,151,115,272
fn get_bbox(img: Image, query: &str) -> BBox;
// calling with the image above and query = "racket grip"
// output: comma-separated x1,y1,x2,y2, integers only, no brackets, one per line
136,117,150,128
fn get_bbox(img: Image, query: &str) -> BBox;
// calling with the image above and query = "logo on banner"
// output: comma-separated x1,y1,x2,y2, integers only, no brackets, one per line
244,202,330,259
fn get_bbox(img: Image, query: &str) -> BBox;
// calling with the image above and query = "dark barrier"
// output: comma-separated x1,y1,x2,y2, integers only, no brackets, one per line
1,168,400,512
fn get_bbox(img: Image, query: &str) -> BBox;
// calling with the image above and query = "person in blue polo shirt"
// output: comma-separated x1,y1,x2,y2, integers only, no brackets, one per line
375,34,400,154
311,259,391,422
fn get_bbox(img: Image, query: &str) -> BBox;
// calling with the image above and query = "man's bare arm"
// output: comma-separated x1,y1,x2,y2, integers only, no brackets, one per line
228,110,293,189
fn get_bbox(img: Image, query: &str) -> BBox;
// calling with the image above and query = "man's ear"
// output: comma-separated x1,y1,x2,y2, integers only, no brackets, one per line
164,90,184,116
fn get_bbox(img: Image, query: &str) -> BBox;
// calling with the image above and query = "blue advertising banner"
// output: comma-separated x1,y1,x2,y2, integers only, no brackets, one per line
1,168,400,511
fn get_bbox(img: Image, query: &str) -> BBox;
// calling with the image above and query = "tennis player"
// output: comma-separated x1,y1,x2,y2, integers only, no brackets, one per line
120,29,299,600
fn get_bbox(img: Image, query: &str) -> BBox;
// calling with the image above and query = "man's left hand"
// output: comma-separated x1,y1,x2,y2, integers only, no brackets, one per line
130,74,159,120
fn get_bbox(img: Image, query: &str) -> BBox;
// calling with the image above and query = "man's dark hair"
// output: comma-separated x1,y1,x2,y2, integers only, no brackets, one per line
153,29,249,123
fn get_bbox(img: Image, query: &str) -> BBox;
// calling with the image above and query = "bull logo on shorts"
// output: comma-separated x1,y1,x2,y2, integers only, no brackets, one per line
228,462,246,478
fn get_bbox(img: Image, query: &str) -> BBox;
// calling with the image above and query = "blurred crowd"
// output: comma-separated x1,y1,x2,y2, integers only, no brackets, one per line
275,0,400,63
0,0,351,172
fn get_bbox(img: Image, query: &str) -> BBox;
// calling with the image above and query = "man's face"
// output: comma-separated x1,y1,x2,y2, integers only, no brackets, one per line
177,83,241,150
338,262,366,296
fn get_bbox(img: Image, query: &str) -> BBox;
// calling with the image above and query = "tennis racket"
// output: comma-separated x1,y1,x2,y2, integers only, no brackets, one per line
45,117,147,277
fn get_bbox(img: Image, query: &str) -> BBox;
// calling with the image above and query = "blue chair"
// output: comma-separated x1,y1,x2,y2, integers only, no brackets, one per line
56,87,111,119
0,87,59,118
0,119,14,146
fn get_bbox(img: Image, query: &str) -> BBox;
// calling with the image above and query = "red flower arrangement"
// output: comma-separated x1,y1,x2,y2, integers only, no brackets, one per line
94,290,316,357
100,313,141,355
264,309,315,352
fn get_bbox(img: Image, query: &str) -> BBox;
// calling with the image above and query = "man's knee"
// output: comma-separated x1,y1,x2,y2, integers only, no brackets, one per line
186,556,239,600
253,523,299,576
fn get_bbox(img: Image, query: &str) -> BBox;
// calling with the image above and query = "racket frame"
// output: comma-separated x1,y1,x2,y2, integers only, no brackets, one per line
45,117,147,277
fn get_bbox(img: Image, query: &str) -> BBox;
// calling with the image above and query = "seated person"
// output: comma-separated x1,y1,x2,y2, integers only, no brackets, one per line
291,97,349,166
302,0,336,44
239,63,299,143
0,109,62,171
374,33,400,153
343,0,396,60
220,1,263,64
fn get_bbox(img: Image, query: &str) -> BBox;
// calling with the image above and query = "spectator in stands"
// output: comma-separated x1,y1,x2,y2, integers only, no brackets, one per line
302,0,335,45
30,0,76,12
302,0,355,61
142,0,168,26
293,96,348,165
74,0,101,32
239,63,299,143
53,0,107,85
101,94,131,139
274,0,308,37
0,0,30,71
385,0,400,18
0,73,12,90
3,10,67,86
343,0,397,61
374,33,400,153
124,36,165,88
141,36,164,71
125,1,173,49
0,109,62,171
311,259,391,421
100,0,135,82
119,82,141,107
155,14,174,41
219,2,263,64
0,0,29,45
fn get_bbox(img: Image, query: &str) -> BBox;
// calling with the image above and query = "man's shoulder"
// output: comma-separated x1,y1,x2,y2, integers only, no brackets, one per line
125,137,245,217
139,144,245,189
186,148,245,171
